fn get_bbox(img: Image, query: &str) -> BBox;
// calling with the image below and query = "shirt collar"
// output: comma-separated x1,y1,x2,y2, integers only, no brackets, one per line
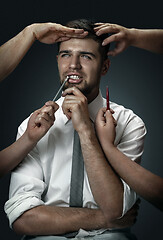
59,91,104,125
88,90,104,122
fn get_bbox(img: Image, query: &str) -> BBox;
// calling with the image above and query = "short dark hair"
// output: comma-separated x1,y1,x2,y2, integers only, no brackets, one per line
58,19,110,60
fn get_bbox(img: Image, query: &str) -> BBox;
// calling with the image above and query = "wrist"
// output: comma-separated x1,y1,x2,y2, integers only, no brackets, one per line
78,124,95,144
78,121,94,136
75,117,93,134
23,130,38,148
102,141,116,154
129,28,140,47
24,24,37,43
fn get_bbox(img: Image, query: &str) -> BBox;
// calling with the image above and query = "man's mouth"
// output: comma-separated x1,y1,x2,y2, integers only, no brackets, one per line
67,74,82,84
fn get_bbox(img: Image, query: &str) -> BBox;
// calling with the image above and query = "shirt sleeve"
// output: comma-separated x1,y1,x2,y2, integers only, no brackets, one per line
115,109,147,216
4,119,47,228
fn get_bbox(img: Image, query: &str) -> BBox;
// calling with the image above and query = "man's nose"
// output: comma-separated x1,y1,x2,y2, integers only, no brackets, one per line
69,56,81,70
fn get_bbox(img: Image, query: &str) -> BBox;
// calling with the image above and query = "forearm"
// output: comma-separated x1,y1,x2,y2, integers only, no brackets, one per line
103,144,163,210
129,28,163,54
78,126,123,221
0,24,36,81
13,205,107,236
0,132,36,177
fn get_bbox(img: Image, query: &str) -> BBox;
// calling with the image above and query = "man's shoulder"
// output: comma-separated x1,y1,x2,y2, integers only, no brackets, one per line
110,101,146,150
110,101,145,126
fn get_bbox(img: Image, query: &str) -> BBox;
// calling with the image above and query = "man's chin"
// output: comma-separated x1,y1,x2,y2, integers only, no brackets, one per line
63,83,82,91
63,83,91,96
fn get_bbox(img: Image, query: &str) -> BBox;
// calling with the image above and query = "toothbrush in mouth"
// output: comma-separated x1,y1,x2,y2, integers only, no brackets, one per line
52,76,69,102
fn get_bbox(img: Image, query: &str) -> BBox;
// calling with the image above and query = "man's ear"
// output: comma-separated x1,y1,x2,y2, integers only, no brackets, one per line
101,58,110,76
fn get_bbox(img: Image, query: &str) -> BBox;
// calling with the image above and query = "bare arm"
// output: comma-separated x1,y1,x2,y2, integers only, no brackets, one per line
0,101,58,177
13,200,139,235
0,23,87,81
94,23,163,56
13,205,106,235
129,28,163,54
95,108,163,211
62,87,123,223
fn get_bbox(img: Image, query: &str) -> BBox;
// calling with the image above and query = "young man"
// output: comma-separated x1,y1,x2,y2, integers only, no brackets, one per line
4,19,146,240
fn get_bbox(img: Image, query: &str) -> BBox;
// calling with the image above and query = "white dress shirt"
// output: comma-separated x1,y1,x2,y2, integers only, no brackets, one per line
4,91,146,231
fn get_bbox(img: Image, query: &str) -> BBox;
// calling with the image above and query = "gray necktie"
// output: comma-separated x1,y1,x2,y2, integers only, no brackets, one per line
69,130,84,207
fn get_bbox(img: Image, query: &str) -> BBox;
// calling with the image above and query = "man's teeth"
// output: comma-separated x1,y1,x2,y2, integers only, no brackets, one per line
69,75,80,80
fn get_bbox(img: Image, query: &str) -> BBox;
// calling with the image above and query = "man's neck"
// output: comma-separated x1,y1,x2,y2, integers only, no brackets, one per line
87,89,99,104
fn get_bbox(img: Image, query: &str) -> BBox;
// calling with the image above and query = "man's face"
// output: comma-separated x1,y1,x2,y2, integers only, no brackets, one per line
57,38,109,102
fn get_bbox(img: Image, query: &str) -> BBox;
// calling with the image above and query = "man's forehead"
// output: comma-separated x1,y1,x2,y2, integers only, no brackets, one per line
59,38,100,52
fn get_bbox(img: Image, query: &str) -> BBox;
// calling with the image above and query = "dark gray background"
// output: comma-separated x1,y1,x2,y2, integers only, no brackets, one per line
0,1,162,239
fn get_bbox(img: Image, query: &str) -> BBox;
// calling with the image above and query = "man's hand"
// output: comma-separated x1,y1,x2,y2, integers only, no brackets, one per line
31,22,88,44
94,23,132,56
95,107,116,148
62,87,92,132
25,101,59,143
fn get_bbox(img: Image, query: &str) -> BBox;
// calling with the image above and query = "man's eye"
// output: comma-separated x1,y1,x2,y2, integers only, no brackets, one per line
81,55,92,60
61,54,70,58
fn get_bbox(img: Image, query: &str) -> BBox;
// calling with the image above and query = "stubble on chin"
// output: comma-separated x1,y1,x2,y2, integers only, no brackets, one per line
62,82,92,97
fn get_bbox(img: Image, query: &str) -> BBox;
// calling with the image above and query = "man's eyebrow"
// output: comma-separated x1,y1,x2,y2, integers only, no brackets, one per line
58,50,96,58
58,50,70,55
